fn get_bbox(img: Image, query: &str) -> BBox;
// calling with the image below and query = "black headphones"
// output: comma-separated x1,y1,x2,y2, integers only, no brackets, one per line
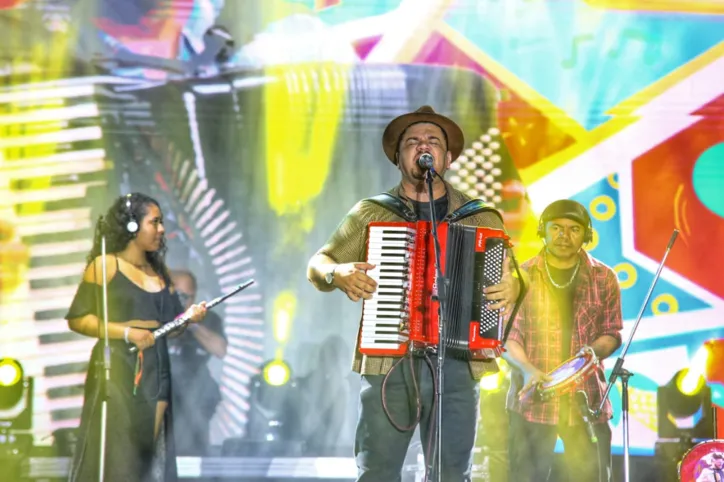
537,200,593,244
124,193,139,234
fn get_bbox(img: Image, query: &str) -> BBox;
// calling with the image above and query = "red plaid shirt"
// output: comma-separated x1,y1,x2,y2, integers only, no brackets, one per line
506,248,623,425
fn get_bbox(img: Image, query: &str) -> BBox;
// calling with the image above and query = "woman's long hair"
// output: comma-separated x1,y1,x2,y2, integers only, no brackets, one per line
87,193,171,286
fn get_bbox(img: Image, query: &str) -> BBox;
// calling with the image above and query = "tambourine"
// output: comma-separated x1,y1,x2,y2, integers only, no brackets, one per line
519,346,599,403
678,440,724,482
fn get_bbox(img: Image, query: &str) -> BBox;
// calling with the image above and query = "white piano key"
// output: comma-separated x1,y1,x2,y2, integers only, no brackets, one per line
366,262,406,269
369,226,414,233
363,303,406,310
366,254,408,261
366,271,408,280
368,230,414,237
369,280,407,287
367,246,410,253
361,314,402,322
367,256,409,263
372,293,405,300
369,279,407,286
361,333,408,343
368,240,412,247
362,320,402,333
362,320,406,327
363,308,406,316
368,248,408,255
363,307,406,315
369,226,415,233
360,342,405,350
374,279,409,286
367,246,410,252
364,300,409,312
368,238,413,246
367,265,407,274
361,325,409,338
374,278,407,285
375,278,408,285
360,311,404,318
373,286,406,292
366,295,405,303
363,318,407,326
362,323,408,335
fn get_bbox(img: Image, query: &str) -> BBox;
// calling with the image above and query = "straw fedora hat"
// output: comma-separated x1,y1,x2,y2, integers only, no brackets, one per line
381,105,464,164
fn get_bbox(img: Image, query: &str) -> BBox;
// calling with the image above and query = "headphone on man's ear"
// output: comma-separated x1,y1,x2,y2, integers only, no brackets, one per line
536,202,593,244
124,193,139,234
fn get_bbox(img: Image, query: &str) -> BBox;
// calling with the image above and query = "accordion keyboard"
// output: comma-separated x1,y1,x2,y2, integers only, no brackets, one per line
359,225,415,353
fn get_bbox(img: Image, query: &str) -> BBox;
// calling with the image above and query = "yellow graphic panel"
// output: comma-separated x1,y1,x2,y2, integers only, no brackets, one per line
264,63,348,218
585,0,724,14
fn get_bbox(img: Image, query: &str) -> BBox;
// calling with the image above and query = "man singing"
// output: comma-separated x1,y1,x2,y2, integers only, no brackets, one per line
307,105,522,481
503,199,623,482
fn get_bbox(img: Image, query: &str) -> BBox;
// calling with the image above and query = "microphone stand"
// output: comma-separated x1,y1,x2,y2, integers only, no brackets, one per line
98,218,112,482
593,229,679,482
423,168,448,482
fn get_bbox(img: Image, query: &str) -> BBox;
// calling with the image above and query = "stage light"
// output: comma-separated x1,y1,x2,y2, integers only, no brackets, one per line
657,368,714,440
480,372,502,391
679,345,710,395
223,359,303,456
0,359,22,386
480,359,509,392
0,359,25,413
263,359,291,387
272,291,297,344
655,348,716,481
677,369,706,397
0,358,33,482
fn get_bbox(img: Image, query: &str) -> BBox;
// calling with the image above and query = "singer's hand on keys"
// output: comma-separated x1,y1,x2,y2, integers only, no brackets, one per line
128,328,156,352
484,257,517,313
520,367,553,396
185,301,207,323
334,262,377,302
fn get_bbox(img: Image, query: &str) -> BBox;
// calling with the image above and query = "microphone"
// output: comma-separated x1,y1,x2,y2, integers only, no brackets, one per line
417,153,434,170
575,390,598,444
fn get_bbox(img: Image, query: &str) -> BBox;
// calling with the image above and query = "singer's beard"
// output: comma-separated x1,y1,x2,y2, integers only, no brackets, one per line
412,168,426,181
412,165,444,180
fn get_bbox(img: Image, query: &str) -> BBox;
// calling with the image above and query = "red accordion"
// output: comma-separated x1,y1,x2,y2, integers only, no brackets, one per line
357,220,510,360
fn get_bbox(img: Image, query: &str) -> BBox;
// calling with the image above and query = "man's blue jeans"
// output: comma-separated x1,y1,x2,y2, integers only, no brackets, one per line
354,356,480,482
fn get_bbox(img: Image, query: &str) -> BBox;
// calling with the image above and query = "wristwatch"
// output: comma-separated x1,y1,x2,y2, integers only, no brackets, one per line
324,266,337,285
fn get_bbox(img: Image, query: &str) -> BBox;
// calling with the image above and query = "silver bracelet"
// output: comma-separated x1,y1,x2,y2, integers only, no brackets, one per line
123,326,131,344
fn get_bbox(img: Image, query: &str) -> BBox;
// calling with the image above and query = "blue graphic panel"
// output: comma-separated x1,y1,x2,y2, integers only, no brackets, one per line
443,0,724,129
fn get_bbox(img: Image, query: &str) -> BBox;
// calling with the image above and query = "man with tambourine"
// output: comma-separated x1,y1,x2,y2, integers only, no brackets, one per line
503,199,623,482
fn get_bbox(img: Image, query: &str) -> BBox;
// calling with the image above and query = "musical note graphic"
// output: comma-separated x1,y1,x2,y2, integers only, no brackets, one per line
607,29,659,65
561,34,595,69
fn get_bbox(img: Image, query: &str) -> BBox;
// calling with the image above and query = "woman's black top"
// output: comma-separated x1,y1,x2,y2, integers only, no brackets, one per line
65,258,184,482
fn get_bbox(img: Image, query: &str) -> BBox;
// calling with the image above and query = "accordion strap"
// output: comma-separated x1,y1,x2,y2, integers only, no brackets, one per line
365,193,418,222
445,199,504,225
366,194,503,225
